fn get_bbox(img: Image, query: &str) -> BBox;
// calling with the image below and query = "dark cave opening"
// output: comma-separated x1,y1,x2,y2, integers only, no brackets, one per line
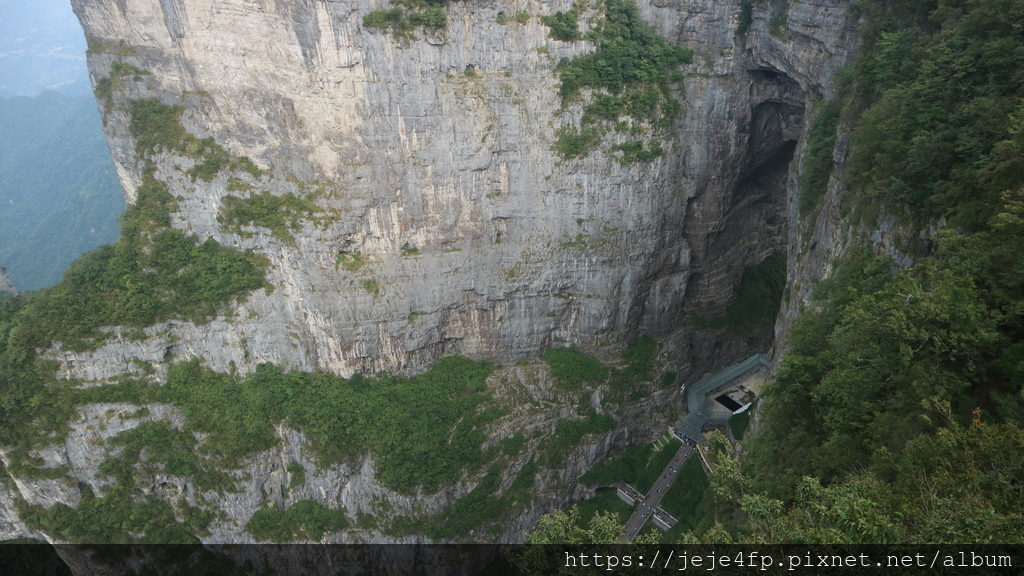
709,68,805,291
680,67,806,371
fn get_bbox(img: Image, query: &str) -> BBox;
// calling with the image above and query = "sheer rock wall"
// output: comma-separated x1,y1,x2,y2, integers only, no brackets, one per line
0,0,858,545
61,0,855,379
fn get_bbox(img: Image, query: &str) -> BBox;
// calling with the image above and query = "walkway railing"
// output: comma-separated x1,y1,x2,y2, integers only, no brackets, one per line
676,353,770,443
685,353,770,411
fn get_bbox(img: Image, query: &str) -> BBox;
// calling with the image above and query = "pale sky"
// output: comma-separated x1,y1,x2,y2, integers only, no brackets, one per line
0,0,91,97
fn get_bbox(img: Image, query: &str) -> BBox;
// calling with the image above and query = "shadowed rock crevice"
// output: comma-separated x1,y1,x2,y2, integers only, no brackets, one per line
681,66,805,371
158,0,186,39
1,0,855,545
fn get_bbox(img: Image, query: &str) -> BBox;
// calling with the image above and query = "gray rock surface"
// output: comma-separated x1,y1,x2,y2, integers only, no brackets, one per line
2,361,681,544
0,266,15,297
62,0,856,380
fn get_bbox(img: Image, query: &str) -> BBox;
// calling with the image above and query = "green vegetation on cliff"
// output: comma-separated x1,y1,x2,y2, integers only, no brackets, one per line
0,95,268,472
543,410,617,466
219,190,326,245
5,345,646,543
17,483,205,544
8,356,503,543
17,421,220,544
542,336,661,396
683,0,1024,544
550,0,693,160
95,61,148,117
4,169,266,353
848,0,1024,230
246,500,349,542
362,0,448,39
747,252,1004,493
162,356,502,492
799,97,842,215
102,422,221,491
527,0,1024,546
129,98,261,181
542,9,581,42
542,346,605,388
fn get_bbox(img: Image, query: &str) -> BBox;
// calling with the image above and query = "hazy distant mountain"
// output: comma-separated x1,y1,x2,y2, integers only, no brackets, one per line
0,91,124,290
0,0,91,97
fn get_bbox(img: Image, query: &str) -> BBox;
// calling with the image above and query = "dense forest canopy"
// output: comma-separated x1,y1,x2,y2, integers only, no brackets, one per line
664,0,1024,544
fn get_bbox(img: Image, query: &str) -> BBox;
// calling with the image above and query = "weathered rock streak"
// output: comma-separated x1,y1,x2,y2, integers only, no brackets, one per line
67,0,855,379
0,0,860,546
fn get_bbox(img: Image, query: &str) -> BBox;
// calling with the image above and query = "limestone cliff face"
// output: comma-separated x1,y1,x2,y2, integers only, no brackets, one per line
63,0,855,381
0,0,858,545
4,362,679,544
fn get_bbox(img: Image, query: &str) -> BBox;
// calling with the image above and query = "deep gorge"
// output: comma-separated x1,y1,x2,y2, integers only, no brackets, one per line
1,0,852,545
8,0,1020,555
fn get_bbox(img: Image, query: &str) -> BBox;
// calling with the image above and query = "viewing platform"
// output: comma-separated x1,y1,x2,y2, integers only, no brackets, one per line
619,353,771,542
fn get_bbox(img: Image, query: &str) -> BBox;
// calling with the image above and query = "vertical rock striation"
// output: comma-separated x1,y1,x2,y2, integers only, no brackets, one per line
64,0,855,379
0,0,860,546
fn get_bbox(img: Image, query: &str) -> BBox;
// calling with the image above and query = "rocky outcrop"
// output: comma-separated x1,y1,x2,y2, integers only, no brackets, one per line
0,266,15,297
4,360,681,544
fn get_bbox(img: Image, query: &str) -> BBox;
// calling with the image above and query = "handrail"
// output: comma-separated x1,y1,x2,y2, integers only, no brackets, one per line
677,353,771,442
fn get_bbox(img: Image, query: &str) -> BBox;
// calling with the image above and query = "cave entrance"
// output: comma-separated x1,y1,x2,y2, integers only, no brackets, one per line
681,66,805,368
735,68,805,210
